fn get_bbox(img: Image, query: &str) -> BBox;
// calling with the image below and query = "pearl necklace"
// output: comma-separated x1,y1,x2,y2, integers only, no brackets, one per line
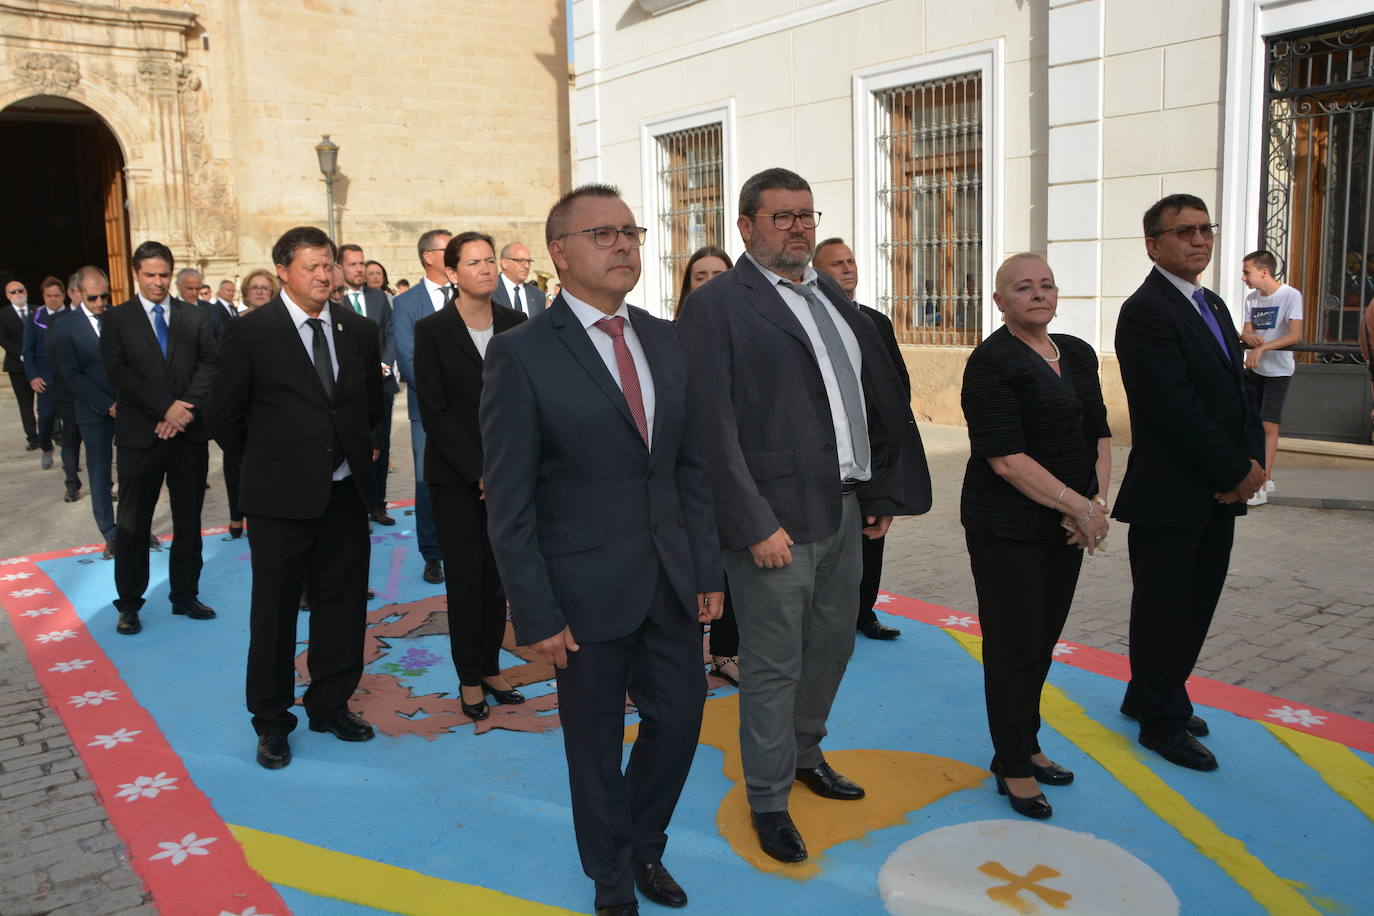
1008,327,1060,362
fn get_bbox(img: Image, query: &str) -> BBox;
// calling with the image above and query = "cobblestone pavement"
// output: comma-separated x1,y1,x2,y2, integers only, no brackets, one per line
0,393,1370,914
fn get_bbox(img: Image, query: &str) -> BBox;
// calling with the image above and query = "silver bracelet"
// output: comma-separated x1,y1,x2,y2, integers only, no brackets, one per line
1053,486,1069,512
1079,502,1095,529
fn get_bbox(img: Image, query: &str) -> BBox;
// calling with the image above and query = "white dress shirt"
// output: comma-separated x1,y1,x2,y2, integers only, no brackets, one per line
422,277,450,313
1155,265,1204,303
500,274,526,313
137,293,172,336
343,287,367,316
745,253,869,480
280,290,350,482
563,291,657,450
80,304,101,337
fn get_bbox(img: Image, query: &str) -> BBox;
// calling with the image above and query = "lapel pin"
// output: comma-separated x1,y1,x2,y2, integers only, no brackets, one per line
336,323,343,332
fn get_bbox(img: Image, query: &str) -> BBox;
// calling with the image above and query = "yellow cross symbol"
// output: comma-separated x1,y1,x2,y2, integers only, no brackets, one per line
978,861,1073,913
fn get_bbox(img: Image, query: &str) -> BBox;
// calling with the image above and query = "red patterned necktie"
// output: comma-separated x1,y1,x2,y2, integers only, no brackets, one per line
593,315,649,445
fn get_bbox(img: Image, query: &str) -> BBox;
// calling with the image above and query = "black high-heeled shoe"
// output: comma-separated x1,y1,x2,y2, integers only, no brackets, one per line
990,760,1052,819
482,681,526,705
1031,760,1074,785
229,522,243,539
459,688,489,721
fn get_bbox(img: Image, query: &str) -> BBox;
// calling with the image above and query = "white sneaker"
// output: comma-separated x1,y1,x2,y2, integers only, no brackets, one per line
1247,488,1268,506
1266,479,1276,493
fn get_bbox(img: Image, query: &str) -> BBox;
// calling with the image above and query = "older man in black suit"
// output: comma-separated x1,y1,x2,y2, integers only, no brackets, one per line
678,168,931,864
206,226,385,771
0,277,39,450
492,241,547,317
101,241,217,636
1114,194,1265,772
483,186,723,916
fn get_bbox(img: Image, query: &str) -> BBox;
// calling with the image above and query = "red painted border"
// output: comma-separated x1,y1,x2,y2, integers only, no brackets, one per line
876,591,1374,754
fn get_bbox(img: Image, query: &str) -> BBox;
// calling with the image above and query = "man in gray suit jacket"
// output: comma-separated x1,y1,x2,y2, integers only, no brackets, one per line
678,167,931,864
492,241,547,316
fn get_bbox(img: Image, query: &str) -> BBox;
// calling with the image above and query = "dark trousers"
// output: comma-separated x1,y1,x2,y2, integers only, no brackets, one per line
113,437,209,613
857,532,886,627
966,530,1083,779
8,372,36,445
56,400,82,490
221,445,243,523
1123,510,1235,739
246,480,371,736
555,569,705,909
79,420,116,541
372,394,394,509
431,482,504,686
35,388,57,452
706,586,739,657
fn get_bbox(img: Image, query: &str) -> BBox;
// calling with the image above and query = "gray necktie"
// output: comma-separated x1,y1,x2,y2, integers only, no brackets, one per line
778,279,870,474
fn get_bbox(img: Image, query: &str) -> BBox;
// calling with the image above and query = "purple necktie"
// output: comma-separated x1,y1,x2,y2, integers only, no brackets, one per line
1191,289,1229,356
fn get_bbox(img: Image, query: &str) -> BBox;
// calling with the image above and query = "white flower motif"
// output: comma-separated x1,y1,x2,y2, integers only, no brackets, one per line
0,571,34,581
10,587,52,598
873,594,895,604
115,772,179,801
36,629,78,644
1267,705,1326,728
149,832,217,865
88,727,141,749
70,545,102,554
0,556,30,565
939,614,976,628
49,659,93,673
1052,642,1077,657
219,907,272,916
22,607,58,618
68,689,119,708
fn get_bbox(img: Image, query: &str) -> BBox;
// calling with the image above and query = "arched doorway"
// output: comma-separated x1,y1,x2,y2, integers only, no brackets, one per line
0,96,132,303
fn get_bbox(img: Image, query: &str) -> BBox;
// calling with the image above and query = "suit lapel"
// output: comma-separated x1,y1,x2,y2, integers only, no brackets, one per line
267,299,330,402
440,305,484,369
491,281,510,310
628,309,667,447
734,257,819,366
1151,271,1237,375
549,297,641,440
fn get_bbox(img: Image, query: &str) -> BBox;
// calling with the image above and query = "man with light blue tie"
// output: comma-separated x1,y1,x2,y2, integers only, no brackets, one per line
391,228,452,584
492,241,546,316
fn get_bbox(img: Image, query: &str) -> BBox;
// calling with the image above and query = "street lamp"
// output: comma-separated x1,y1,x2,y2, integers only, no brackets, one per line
314,135,339,240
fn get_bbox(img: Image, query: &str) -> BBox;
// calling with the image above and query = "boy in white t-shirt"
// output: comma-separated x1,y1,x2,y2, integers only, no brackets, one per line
1239,249,1304,506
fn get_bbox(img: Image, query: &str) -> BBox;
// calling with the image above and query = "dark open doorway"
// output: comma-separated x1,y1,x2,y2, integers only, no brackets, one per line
0,96,132,303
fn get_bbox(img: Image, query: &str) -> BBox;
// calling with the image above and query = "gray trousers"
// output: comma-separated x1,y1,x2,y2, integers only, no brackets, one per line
725,492,862,812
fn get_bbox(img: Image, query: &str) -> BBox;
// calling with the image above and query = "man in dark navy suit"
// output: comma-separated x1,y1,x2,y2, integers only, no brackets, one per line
491,241,547,317
1113,194,1265,772
482,186,723,916
22,277,72,472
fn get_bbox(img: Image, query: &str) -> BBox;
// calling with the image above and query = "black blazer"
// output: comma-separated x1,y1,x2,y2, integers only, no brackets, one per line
101,297,215,447
677,257,933,551
480,296,723,646
205,297,385,519
42,310,79,403
0,304,26,374
49,310,117,426
1113,268,1263,526
351,287,400,397
199,298,239,340
415,302,526,486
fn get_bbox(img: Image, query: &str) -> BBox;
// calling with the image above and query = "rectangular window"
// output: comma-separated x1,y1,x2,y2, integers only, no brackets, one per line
873,73,983,346
653,123,725,315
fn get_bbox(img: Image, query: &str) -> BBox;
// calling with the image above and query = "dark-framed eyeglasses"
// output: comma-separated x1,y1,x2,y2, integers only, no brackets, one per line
1151,223,1219,241
561,226,648,248
86,293,111,302
759,210,821,230
502,257,535,266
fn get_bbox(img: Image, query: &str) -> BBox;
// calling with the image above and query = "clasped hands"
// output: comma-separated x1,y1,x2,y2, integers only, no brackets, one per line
529,591,724,670
155,400,195,439
1214,459,1266,504
748,517,892,569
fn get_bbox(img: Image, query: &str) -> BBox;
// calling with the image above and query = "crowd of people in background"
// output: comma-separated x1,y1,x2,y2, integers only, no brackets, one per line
0,170,1346,915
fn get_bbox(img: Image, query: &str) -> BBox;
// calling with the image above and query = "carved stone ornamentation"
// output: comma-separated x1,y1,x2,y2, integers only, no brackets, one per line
16,53,81,93
137,59,200,93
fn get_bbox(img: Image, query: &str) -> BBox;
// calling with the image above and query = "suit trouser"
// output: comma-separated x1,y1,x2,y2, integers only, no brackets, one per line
35,388,57,452
78,420,116,541
372,393,394,509
555,567,705,909
726,491,862,812
406,418,441,562
706,585,739,657
113,437,208,613
245,479,371,736
55,400,82,490
220,443,243,524
7,371,37,445
1123,509,1235,739
857,532,887,627
431,481,505,686
966,530,1083,778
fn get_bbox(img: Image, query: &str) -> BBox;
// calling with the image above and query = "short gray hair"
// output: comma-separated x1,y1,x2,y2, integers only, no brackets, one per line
739,167,811,219
416,229,452,264
176,267,203,285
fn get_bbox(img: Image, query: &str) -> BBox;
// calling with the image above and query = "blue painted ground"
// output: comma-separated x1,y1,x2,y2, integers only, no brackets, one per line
39,531,1374,915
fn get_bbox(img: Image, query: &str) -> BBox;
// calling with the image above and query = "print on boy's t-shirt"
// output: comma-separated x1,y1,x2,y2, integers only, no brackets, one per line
1250,304,1279,331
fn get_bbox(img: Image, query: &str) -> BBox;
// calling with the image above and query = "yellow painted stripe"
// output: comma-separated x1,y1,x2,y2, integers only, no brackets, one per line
944,628,1320,915
1260,721,1374,823
228,824,577,915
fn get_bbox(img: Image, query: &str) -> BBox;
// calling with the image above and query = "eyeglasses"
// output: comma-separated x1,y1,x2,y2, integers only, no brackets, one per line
86,293,110,302
562,226,648,248
758,211,821,230
502,257,534,266
1151,223,1219,241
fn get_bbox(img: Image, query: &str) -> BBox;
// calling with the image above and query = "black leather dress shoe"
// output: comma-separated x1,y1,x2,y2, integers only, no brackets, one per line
370,508,396,525
483,682,526,705
25,441,39,451
309,711,376,741
1120,702,1208,736
422,559,444,584
752,810,807,862
461,697,490,721
994,771,1053,819
172,599,217,620
795,762,865,799
857,618,901,640
63,485,81,503
115,612,141,635
594,905,638,916
1139,731,1218,771
256,735,291,769
632,859,687,908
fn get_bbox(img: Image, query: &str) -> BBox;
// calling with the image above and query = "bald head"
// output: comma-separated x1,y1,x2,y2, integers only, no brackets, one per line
994,252,1049,294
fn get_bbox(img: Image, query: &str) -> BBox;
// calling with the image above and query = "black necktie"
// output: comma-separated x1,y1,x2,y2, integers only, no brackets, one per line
306,318,335,400
441,284,454,309
512,285,524,315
